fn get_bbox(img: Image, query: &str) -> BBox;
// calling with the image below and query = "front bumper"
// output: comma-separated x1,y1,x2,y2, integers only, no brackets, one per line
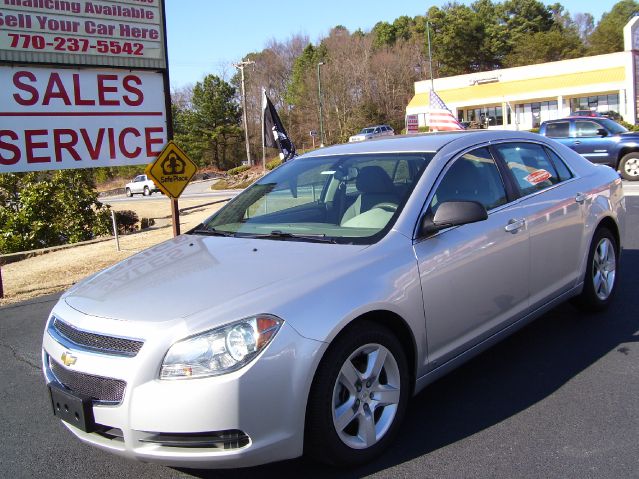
42,310,325,469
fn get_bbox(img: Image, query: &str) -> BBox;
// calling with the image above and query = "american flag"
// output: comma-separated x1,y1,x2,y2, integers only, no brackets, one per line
426,90,465,131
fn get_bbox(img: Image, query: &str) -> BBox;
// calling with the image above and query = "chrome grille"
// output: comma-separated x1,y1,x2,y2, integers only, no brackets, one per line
52,317,143,356
49,358,126,404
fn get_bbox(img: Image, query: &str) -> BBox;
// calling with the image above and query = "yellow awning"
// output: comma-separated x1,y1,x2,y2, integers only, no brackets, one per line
407,67,625,108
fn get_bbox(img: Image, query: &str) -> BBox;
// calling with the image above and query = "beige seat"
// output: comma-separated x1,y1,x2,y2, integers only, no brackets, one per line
341,166,398,225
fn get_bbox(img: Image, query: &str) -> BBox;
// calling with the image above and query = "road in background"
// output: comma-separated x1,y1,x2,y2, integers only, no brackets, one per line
104,179,240,204
1,197,637,479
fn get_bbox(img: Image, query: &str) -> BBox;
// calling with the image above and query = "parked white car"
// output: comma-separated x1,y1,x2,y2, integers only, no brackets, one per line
43,131,624,469
348,124,395,142
125,174,160,197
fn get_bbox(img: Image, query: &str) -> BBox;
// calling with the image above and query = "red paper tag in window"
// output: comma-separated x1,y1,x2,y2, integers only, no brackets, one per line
525,169,552,185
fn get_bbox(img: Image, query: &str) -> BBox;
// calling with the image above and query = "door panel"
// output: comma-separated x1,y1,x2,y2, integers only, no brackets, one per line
414,147,529,368
492,141,585,309
415,206,529,368
573,120,615,165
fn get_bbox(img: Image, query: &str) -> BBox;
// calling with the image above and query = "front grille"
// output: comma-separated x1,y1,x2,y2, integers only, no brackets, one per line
52,317,143,356
49,358,126,404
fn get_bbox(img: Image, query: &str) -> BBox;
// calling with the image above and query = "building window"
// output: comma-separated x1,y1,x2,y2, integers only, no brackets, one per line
570,94,620,116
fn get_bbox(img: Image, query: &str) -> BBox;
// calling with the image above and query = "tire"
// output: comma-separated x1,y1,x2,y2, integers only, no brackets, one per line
125,188,132,198
305,322,409,466
143,186,150,196
618,152,639,181
572,227,619,312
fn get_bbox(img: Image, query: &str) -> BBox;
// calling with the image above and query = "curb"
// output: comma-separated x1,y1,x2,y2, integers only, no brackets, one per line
0,236,115,266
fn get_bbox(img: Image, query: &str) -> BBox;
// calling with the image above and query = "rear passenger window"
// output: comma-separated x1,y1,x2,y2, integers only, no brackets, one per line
545,122,570,138
430,147,507,213
493,143,560,196
545,148,573,181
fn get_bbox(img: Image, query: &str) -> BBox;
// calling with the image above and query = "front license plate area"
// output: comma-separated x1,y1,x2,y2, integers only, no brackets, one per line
48,383,96,433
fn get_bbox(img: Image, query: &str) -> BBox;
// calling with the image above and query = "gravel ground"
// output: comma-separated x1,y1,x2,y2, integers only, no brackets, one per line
0,198,228,306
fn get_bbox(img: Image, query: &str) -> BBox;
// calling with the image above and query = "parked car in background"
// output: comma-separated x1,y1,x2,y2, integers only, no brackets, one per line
43,131,624,469
348,125,394,142
570,110,601,117
539,117,639,180
125,174,160,197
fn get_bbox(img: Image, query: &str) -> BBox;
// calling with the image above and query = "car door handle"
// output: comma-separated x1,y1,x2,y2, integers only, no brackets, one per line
573,141,581,145
575,192,587,204
504,218,526,233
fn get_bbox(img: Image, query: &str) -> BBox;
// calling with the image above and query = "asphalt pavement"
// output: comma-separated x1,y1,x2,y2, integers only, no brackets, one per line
1,197,638,479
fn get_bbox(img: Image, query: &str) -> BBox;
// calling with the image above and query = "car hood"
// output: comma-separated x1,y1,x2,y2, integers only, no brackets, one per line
63,234,368,323
618,131,639,140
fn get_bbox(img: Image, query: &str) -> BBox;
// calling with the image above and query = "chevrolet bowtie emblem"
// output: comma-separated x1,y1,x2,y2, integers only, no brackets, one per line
61,352,77,367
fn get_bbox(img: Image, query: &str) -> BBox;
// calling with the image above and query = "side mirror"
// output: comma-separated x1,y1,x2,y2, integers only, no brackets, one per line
420,201,488,237
596,128,608,137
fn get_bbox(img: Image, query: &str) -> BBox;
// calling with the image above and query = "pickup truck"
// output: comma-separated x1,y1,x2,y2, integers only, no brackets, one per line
125,174,160,197
539,117,639,180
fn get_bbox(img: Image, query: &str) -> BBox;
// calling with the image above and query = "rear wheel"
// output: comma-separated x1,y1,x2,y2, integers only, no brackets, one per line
305,322,409,466
125,188,132,197
619,152,639,181
572,227,618,311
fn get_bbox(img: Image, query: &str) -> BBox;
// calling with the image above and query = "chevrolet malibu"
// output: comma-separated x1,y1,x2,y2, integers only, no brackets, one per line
43,131,625,469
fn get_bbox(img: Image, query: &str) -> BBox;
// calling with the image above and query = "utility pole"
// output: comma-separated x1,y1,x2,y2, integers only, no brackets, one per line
317,61,325,147
234,59,255,166
426,19,434,91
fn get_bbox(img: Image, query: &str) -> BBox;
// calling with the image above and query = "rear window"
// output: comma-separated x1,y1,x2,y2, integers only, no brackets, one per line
493,142,561,196
545,122,570,138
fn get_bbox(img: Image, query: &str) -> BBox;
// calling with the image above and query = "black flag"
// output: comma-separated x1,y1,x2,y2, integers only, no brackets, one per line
262,90,296,162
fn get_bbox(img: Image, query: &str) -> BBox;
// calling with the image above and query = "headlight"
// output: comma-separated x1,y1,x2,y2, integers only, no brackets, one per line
160,315,283,379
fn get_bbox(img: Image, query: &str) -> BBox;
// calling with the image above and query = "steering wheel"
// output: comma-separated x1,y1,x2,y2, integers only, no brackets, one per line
373,202,398,212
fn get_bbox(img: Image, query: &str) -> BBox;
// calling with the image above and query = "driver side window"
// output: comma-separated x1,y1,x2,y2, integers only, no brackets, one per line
430,147,507,213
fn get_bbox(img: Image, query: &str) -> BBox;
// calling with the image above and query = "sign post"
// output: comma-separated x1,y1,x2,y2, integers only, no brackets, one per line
145,141,198,236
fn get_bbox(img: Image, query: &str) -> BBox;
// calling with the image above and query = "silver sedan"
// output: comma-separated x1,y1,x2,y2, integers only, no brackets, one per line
42,131,625,468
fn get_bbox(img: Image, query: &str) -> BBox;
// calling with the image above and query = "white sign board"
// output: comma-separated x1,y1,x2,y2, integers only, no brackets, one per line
0,0,165,69
0,66,167,172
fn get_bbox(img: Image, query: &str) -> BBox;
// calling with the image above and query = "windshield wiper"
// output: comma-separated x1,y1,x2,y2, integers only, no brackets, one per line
241,230,338,244
190,227,235,237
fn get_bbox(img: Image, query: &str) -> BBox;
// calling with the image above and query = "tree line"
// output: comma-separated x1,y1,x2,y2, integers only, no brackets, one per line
172,0,638,169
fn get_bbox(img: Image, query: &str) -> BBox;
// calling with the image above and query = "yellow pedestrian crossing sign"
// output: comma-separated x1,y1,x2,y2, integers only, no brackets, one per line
145,141,197,199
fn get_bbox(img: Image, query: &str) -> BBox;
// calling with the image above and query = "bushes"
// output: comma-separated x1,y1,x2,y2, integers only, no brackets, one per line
0,171,112,254
114,210,139,234
266,158,282,170
227,165,251,176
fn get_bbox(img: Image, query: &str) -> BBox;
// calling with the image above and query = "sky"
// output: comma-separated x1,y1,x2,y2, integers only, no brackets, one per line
165,0,615,89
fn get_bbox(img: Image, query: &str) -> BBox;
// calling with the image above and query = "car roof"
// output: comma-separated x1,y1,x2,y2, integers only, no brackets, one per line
298,130,544,157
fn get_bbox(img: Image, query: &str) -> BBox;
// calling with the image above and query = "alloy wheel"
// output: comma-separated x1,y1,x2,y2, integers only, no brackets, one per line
331,343,401,450
592,237,616,301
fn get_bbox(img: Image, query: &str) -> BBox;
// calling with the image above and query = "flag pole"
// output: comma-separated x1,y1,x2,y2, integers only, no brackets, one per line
261,88,266,170
426,19,434,91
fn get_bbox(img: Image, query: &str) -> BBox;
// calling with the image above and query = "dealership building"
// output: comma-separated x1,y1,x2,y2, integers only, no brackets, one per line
406,17,639,130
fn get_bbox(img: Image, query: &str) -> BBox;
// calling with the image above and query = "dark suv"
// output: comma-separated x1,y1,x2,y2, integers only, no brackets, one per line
539,117,639,180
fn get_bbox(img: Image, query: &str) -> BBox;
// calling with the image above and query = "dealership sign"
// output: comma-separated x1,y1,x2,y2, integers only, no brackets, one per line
0,66,167,172
0,0,168,173
0,0,166,69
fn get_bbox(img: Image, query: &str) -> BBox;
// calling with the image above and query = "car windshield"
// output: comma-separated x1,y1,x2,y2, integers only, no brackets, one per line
360,128,375,134
198,153,433,244
599,119,627,135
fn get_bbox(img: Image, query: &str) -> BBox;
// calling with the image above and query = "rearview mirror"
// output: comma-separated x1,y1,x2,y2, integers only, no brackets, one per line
420,201,488,237
596,128,608,137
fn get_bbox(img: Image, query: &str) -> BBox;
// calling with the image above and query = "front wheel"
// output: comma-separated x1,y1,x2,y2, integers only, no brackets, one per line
572,227,618,312
619,152,639,181
125,188,132,197
305,322,409,466
143,186,150,196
